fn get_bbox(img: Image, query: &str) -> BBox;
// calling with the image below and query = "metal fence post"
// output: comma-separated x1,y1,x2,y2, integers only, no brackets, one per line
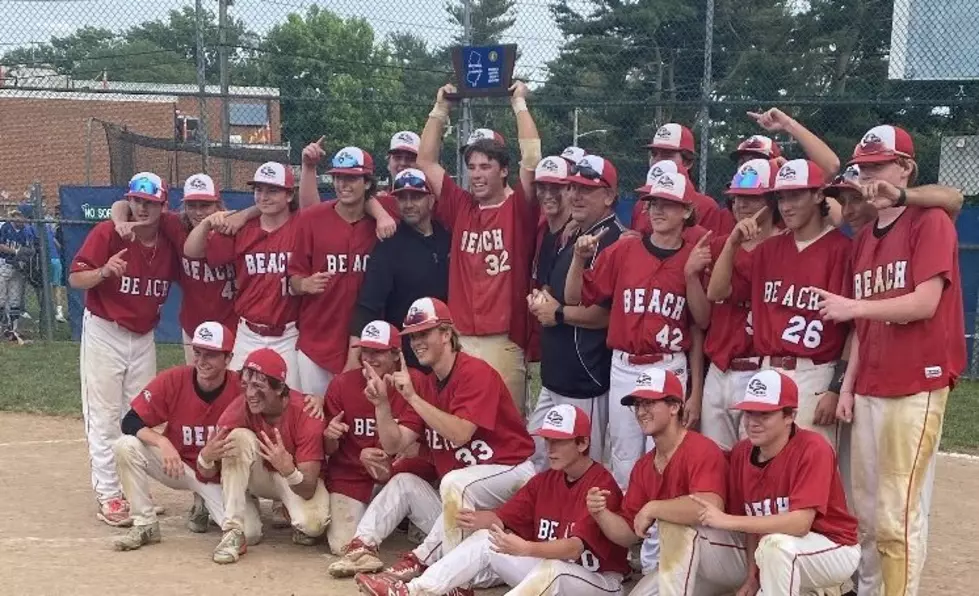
32,182,54,341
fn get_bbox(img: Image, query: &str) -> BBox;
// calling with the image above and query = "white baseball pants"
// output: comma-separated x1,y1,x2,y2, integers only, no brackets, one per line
230,319,301,391
326,492,368,555
852,388,947,596
756,532,860,596
114,435,226,528
460,334,528,416
528,387,608,472
296,349,334,398
628,521,745,596
354,472,442,550
80,310,157,504
219,428,329,539
409,528,624,596
700,363,757,450
764,357,838,450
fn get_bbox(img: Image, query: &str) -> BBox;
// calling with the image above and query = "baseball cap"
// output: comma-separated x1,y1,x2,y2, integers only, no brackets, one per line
638,171,692,205
620,369,685,406
731,135,782,160
634,160,682,195
248,162,296,190
190,321,234,353
726,158,778,196
560,146,586,165
358,320,401,351
328,146,375,176
464,128,505,147
532,404,592,440
849,125,915,165
402,297,453,335
823,164,862,199
392,168,431,195
534,156,570,184
773,159,826,192
733,369,798,412
567,155,618,189
242,348,288,384
183,173,219,202
125,172,167,203
647,123,696,155
389,131,420,154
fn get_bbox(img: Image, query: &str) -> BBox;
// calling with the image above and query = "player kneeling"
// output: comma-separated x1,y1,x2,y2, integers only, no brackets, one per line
356,404,629,596
587,370,746,595
200,348,330,564
113,322,241,551
694,370,859,595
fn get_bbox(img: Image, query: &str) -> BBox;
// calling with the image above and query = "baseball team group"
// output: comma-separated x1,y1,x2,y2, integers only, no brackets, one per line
67,80,965,596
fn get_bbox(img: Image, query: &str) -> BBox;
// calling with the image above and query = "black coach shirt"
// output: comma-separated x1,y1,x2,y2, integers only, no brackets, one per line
352,220,450,369
539,213,622,398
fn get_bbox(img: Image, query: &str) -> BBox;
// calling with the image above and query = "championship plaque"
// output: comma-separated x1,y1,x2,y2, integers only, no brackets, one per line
447,44,518,99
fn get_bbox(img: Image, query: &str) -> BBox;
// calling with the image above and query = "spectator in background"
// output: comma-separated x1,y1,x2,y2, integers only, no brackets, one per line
0,207,36,341
46,204,67,322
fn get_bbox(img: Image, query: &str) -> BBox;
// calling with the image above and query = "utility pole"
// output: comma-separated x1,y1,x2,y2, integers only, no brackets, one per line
573,107,579,146
219,0,232,189
195,0,209,172
697,0,715,191
458,0,473,188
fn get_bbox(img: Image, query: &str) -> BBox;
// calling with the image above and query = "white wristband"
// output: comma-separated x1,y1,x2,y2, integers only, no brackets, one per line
511,97,528,114
197,453,216,470
429,105,450,122
284,468,304,486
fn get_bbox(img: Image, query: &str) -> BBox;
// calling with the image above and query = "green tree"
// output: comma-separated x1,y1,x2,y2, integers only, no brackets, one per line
445,0,517,45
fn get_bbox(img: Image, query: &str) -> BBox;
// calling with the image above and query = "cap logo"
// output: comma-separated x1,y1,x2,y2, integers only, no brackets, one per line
777,166,797,181
472,130,490,140
544,409,564,426
655,126,673,139
745,136,766,149
259,165,277,178
405,305,429,326
635,372,653,387
364,324,381,339
650,165,664,177
250,363,263,372
747,378,768,397
541,159,559,172
396,132,415,143
741,165,758,176
655,176,675,189
189,177,207,190
197,327,214,342
561,147,575,157
142,389,152,403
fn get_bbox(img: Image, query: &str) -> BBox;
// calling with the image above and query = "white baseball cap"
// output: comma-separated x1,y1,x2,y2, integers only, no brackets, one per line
634,160,681,195
465,128,505,147
534,156,570,184
190,321,234,353
733,370,799,412
389,131,421,154
726,158,778,197
532,404,592,439
125,172,167,203
773,159,827,192
358,320,401,350
402,297,453,335
638,171,692,204
183,173,219,202
620,369,686,406
647,123,696,154
248,162,296,190
560,146,586,165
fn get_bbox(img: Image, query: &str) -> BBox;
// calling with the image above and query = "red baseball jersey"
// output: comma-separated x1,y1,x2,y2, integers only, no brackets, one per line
496,462,631,575
157,213,237,336
728,428,857,546
704,235,756,370
288,199,397,374
70,220,179,334
217,390,327,470
130,366,241,482
205,217,300,329
849,207,966,396
323,367,426,504
631,193,734,237
418,352,534,477
436,177,538,347
620,431,727,528
750,230,852,363
581,235,696,355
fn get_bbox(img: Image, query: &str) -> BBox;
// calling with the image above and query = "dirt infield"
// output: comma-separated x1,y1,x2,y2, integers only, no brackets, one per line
1,412,976,596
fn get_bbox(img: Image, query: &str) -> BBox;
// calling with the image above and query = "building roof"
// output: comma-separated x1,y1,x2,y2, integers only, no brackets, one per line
0,88,176,103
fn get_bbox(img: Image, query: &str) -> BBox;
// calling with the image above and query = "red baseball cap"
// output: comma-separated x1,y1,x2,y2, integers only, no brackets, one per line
248,162,296,190
402,297,453,335
358,320,401,350
732,370,799,412
567,154,618,189
634,160,685,195
560,146,586,165
620,369,685,406
125,172,167,203
532,404,591,440
773,159,826,192
183,173,220,202
389,131,420,155
726,158,778,197
849,125,915,165
647,123,696,155
534,156,570,184
190,321,235,353
328,146,375,176
392,168,432,195
638,171,693,205
464,128,506,148
731,135,782,160
243,348,288,384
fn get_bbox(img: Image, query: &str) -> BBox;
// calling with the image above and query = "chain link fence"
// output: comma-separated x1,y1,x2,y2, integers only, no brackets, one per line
1,0,978,356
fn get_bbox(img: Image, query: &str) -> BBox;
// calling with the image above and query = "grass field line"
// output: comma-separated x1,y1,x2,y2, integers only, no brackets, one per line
0,438,86,447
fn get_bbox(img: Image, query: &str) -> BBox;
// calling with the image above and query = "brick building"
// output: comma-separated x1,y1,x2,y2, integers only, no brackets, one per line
0,77,286,203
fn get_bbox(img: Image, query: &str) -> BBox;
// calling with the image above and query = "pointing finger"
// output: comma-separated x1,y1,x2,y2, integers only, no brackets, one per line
332,410,345,423
694,230,713,248
113,248,128,259
751,206,769,221
398,351,407,371
688,494,708,508
316,135,326,147
593,227,609,240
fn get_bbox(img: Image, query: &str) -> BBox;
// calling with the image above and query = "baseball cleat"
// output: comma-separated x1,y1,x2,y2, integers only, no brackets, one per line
292,528,319,546
97,497,133,527
328,538,384,578
187,494,210,533
113,522,161,551
212,528,247,564
270,500,291,528
354,573,407,596
382,551,426,582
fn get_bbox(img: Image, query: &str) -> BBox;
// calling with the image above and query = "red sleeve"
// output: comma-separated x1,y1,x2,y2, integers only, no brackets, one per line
287,212,314,277
445,363,502,431
295,413,327,464
619,458,652,527
324,376,343,418
580,241,620,307
726,445,746,515
911,209,956,286
158,212,188,247
685,439,728,503
571,474,624,554
129,370,176,427
787,438,835,514
434,174,469,229
376,193,401,220
71,222,113,272
217,397,248,429
390,455,438,483
205,230,236,267
495,475,540,541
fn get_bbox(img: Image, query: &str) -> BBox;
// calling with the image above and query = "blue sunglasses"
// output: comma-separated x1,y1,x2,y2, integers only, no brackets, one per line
129,176,161,197
394,174,428,193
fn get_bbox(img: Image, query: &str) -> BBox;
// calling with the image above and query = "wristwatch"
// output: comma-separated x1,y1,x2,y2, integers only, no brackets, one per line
555,305,565,325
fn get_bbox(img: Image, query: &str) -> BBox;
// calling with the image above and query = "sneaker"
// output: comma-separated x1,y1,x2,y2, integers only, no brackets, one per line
327,537,384,578
292,528,318,546
382,551,426,582
113,522,161,551
55,306,66,323
187,494,210,533
97,497,132,527
270,500,290,528
212,528,247,564
355,573,408,596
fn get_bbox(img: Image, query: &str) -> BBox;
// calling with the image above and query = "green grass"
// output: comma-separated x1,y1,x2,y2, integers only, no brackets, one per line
3,340,979,454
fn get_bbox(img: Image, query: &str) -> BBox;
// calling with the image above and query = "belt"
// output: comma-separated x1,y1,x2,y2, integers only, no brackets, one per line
767,355,797,370
244,319,286,337
729,357,761,372
628,353,667,365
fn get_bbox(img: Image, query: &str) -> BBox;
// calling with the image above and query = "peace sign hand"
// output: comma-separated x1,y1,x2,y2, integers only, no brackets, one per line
384,353,416,399
363,362,390,407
